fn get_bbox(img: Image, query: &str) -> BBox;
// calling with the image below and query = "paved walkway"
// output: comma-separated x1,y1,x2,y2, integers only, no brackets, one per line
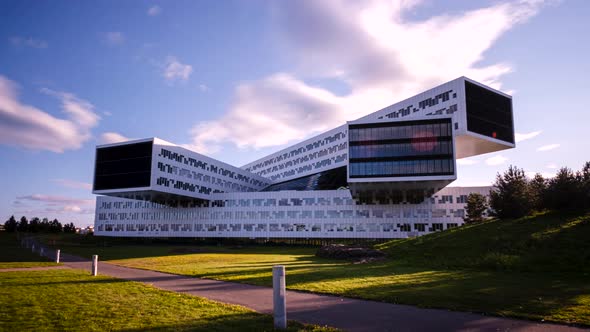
55,253,586,332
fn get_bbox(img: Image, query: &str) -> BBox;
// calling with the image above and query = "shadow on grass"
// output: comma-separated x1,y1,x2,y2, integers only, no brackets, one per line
116,312,319,332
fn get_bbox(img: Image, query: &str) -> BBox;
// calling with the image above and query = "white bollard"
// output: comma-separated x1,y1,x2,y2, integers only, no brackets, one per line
56,249,61,263
273,265,287,329
91,255,98,276
40,247,44,256
31,244,35,252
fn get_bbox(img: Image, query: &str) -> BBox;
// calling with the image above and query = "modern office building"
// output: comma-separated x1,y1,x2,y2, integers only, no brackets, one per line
93,77,514,238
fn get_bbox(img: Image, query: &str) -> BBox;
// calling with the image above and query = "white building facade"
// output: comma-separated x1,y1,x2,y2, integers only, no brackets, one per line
93,77,514,239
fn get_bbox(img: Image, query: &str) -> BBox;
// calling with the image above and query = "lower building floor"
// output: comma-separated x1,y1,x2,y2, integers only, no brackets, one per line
94,186,491,239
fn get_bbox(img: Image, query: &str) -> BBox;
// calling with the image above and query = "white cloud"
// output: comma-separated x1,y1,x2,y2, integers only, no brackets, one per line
10,36,48,49
104,31,125,46
187,0,547,152
148,5,161,16
40,88,100,128
16,194,93,206
163,56,192,83
457,159,479,166
198,84,210,92
485,155,508,166
185,73,343,153
537,143,560,151
0,76,100,152
546,163,558,169
52,179,92,190
100,132,132,144
515,130,542,143
15,194,95,215
103,111,112,116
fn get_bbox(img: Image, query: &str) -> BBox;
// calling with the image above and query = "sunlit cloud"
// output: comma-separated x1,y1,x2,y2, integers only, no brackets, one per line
546,163,558,169
162,56,192,84
515,130,541,143
187,0,548,153
537,143,560,151
485,155,508,166
100,132,132,144
0,75,100,152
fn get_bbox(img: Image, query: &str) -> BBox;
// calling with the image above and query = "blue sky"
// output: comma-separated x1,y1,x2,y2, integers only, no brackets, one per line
1,0,589,227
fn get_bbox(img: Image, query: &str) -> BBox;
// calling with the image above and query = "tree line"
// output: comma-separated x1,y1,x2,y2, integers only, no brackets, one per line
3,216,76,233
465,161,590,222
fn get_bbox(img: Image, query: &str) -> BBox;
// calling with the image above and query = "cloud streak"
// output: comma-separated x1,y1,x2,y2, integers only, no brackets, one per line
52,179,92,190
15,194,95,215
186,0,547,153
515,130,542,143
0,76,100,152
10,36,48,49
537,143,560,151
100,132,132,144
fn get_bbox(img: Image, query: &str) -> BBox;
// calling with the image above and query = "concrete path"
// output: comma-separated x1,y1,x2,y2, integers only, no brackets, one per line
56,253,586,332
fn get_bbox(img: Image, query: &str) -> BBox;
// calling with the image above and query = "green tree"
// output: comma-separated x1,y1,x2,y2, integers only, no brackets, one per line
50,219,63,233
63,222,76,233
582,161,590,206
4,216,18,232
545,167,582,210
17,216,29,232
29,217,41,233
529,173,547,211
464,193,488,223
489,165,532,218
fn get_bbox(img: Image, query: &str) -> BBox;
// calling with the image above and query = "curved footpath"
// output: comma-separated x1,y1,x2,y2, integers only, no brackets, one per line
50,253,587,332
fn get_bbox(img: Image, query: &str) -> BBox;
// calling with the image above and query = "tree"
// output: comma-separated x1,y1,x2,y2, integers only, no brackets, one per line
4,216,17,232
49,219,63,233
29,217,41,233
545,167,582,210
489,165,532,219
464,193,488,223
529,173,547,211
63,222,76,233
17,216,29,232
582,161,590,206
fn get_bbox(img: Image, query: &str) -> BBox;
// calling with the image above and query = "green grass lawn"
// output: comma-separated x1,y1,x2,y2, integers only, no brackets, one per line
42,211,590,327
0,232,58,269
0,269,334,331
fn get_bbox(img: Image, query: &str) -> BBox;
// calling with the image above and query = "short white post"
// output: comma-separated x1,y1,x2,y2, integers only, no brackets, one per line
56,249,61,263
91,255,98,276
273,265,287,329
31,244,35,252
40,247,44,256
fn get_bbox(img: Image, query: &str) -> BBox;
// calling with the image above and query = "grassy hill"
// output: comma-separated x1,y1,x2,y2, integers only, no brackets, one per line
28,210,590,326
377,210,590,272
